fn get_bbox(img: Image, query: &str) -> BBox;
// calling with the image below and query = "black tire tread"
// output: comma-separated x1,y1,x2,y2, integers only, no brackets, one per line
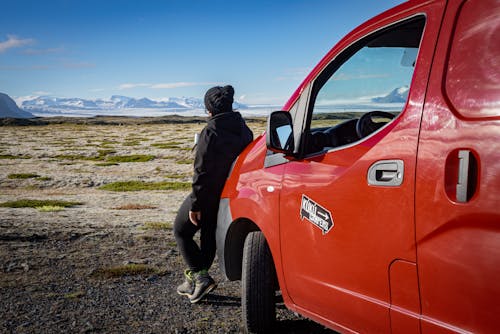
242,231,276,333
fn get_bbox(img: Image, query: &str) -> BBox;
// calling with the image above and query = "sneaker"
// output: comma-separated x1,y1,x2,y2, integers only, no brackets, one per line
176,269,195,296
189,270,217,304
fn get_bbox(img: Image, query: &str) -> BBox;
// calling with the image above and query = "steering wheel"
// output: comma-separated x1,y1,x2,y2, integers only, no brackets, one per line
356,111,396,138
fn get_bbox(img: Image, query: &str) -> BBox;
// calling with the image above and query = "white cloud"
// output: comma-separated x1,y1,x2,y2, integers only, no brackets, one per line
0,64,51,70
118,83,151,90
62,61,95,69
118,82,218,90
33,91,52,96
22,46,65,55
0,35,34,53
151,82,218,89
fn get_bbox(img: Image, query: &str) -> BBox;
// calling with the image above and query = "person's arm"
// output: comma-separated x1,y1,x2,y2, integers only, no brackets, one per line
190,128,217,216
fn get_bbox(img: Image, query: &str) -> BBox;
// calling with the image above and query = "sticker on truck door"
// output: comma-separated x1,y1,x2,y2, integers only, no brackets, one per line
300,195,334,234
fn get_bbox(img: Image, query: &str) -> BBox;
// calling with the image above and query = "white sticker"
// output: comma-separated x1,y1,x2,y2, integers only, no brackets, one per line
300,195,334,235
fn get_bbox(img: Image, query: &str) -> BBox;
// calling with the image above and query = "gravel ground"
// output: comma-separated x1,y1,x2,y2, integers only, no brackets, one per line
0,120,335,333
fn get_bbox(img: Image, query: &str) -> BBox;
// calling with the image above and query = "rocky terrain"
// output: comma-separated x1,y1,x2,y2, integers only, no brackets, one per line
0,117,335,333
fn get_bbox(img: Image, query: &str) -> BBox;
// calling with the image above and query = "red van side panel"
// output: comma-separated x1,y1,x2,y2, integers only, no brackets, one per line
444,0,500,119
416,0,500,333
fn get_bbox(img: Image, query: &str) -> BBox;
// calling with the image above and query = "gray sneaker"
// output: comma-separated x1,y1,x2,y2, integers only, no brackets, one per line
189,270,217,304
176,269,195,296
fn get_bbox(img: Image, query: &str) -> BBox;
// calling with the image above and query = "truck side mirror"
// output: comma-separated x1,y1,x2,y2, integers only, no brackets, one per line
266,110,294,155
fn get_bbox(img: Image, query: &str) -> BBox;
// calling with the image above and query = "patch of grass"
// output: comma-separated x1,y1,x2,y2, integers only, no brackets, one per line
0,154,31,160
141,222,173,230
95,162,119,167
106,154,155,163
55,154,103,161
0,199,82,208
126,137,148,142
122,141,141,146
64,291,86,299
164,173,188,179
151,142,183,149
176,159,193,165
99,144,115,148
113,204,157,210
100,140,117,146
36,205,65,212
166,241,177,247
99,180,190,192
97,149,116,156
91,264,159,278
23,185,42,190
37,176,52,181
8,173,40,179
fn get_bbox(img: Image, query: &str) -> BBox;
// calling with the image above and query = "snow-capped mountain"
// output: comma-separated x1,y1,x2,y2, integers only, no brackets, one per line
19,95,248,116
0,93,34,118
372,86,409,103
167,97,205,109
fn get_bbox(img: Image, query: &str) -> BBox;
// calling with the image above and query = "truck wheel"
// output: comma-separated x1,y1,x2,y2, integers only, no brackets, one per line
242,231,276,333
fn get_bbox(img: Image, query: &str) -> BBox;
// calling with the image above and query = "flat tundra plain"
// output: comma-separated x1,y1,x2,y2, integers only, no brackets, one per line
0,119,334,333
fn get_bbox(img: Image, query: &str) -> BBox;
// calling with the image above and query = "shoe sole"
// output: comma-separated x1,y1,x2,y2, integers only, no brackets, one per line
176,290,193,297
189,283,217,304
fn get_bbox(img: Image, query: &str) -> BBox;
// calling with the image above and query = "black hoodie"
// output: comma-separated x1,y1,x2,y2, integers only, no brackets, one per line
190,111,253,212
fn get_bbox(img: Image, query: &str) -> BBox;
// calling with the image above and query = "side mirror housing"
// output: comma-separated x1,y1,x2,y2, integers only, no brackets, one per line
266,110,294,155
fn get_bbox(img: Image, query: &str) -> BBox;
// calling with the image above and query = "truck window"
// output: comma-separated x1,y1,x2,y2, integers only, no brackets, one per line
305,17,425,154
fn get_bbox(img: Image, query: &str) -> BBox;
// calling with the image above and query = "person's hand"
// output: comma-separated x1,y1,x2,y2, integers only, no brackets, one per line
189,211,201,226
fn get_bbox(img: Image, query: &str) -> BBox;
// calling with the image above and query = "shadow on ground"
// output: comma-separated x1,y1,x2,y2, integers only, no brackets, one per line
202,294,337,333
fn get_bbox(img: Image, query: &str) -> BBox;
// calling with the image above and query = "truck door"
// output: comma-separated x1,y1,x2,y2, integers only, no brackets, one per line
416,1,500,333
277,3,445,333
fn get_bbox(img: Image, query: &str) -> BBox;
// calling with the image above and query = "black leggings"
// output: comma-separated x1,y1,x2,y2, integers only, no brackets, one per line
173,195,218,272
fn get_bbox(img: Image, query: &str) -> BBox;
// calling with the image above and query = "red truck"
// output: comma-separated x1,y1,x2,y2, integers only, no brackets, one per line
216,0,500,333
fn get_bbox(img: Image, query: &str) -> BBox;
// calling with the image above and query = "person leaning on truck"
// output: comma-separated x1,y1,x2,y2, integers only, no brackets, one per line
173,85,253,303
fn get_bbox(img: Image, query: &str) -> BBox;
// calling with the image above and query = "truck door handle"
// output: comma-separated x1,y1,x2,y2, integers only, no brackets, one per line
367,160,404,186
456,149,478,203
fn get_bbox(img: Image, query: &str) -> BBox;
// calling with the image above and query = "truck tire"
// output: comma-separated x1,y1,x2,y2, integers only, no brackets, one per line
242,231,276,333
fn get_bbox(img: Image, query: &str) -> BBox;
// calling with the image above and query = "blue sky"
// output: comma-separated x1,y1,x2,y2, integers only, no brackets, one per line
0,0,404,105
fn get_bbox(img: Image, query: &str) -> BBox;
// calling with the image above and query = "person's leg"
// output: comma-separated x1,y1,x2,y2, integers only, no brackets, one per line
199,203,219,271
188,203,219,303
173,195,203,272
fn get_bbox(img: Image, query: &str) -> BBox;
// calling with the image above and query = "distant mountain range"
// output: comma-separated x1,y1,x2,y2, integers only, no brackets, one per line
19,95,248,113
1,86,409,118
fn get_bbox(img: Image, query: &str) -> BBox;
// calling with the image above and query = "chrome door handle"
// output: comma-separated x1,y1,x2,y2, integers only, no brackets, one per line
367,160,404,186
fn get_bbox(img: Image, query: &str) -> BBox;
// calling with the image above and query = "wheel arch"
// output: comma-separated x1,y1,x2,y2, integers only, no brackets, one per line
217,198,282,286
222,218,260,281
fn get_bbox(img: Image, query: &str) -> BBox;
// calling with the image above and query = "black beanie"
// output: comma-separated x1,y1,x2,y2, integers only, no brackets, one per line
204,85,234,115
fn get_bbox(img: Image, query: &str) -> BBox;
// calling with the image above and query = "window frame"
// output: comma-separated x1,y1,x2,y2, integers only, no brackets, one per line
299,15,426,158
